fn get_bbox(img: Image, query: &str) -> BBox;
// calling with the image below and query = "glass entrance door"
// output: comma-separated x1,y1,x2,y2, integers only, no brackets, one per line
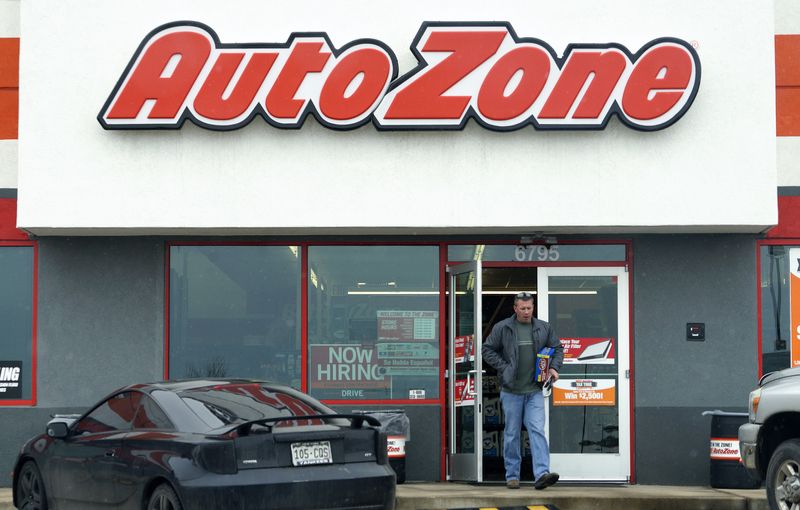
447,261,483,481
538,267,630,481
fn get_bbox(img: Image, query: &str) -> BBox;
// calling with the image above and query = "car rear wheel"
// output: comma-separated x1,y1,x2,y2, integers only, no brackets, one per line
147,483,183,510
767,439,800,510
16,461,48,510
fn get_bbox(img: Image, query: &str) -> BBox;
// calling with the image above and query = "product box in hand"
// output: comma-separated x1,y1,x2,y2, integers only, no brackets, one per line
535,347,555,383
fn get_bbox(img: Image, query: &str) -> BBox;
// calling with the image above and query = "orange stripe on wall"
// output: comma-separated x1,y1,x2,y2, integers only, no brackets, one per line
0,89,18,139
0,38,19,88
0,38,19,140
777,87,800,137
776,35,800,87
776,35,800,136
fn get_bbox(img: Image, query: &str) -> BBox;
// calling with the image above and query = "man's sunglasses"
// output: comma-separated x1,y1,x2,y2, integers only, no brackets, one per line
515,291,534,299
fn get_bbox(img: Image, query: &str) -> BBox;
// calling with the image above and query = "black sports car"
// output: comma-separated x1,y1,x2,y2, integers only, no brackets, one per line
12,379,395,509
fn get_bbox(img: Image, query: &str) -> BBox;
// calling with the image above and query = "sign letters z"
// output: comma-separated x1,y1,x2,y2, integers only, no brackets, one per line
99,21,701,132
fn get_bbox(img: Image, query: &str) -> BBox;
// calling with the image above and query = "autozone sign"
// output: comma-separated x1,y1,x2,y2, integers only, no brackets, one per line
98,21,701,132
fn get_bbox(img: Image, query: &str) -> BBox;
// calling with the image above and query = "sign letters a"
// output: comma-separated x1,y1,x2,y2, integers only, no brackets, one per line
99,21,701,132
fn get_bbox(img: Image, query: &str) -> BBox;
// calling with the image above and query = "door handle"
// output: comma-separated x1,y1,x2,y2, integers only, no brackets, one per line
104,449,116,457
465,370,486,397
465,373,474,397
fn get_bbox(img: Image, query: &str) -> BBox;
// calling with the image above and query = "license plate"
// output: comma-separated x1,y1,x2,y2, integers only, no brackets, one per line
290,441,332,466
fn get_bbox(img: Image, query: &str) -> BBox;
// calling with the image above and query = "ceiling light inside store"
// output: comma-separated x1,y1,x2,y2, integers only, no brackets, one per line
482,290,597,295
310,268,319,288
345,290,596,296
288,246,298,258
347,291,441,295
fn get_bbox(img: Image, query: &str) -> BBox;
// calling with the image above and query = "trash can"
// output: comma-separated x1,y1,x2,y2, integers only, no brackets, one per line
353,409,410,483
702,410,760,489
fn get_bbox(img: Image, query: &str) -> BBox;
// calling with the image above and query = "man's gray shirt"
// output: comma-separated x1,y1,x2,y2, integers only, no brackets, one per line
511,320,538,394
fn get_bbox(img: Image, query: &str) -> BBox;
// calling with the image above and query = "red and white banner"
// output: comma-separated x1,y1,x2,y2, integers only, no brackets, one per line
791,248,800,367
309,344,389,390
99,21,700,132
454,335,475,363
710,438,741,461
377,311,438,341
454,376,475,407
387,436,406,458
561,337,615,365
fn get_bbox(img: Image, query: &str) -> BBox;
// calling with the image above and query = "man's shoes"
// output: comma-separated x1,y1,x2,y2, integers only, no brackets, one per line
534,472,559,490
506,479,520,489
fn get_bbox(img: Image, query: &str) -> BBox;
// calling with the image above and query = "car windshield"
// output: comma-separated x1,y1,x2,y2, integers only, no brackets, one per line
178,383,340,430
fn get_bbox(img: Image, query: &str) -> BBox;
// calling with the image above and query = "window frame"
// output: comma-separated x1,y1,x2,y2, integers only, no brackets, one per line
165,239,631,407
72,391,138,435
305,243,444,404
756,238,800,377
0,240,38,407
165,242,304,385
132,391,175,431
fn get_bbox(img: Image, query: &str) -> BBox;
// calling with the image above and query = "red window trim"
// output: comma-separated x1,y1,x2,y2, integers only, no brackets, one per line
755,238,800,379
0,240,38,407
164,238,635,482
165,239,633,402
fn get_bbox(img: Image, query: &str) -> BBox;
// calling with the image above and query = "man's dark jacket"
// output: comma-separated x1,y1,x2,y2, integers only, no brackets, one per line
482,314,564,392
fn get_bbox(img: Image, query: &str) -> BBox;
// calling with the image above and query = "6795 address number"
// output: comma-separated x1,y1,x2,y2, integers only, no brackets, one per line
514,245,560,262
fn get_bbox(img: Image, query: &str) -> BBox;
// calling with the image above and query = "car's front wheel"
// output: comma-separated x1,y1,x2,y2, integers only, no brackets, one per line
16,461,48,510
767,439,800,510
147,483,183,510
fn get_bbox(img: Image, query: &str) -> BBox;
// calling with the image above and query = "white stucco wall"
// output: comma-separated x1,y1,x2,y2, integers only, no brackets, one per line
0,0,18,37
776,0,800,35
0,140,17,189
0,0,18,190
18,0,777,234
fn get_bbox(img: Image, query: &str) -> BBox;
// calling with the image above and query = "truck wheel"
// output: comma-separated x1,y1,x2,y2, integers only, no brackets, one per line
767,439,800,510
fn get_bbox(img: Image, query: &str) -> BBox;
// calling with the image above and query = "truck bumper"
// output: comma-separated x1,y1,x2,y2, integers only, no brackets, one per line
738,423,761,473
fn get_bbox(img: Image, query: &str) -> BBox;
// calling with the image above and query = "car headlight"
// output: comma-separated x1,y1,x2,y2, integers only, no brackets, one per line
748,388,761,422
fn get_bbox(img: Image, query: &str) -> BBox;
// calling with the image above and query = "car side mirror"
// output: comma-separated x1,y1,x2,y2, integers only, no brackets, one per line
46,422,70,439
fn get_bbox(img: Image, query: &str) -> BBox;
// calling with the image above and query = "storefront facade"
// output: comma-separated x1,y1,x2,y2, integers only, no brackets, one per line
0,0,793,487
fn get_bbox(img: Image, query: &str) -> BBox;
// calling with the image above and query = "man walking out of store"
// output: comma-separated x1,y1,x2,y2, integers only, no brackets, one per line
482,291,563,490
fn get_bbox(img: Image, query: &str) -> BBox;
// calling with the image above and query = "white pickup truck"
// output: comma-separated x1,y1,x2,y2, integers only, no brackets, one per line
740,366,800,510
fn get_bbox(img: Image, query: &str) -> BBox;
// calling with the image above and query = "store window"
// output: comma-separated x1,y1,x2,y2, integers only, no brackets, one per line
308,245,440,401
760,244,793,374
169,245,301,387
547,275,619,454
0,245,34,404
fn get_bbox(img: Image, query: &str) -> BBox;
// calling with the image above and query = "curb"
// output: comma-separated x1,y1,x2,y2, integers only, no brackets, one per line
394,484,769,510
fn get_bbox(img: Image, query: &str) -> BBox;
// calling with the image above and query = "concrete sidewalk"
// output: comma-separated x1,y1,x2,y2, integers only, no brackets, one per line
0,484,769,510
395,483,768,510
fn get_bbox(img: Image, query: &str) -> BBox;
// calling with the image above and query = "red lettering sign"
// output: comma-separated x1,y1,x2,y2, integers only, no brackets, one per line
99,21,700,132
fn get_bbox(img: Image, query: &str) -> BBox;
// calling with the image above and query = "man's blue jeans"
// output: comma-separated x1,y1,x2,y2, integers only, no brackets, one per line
500,390,549,481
